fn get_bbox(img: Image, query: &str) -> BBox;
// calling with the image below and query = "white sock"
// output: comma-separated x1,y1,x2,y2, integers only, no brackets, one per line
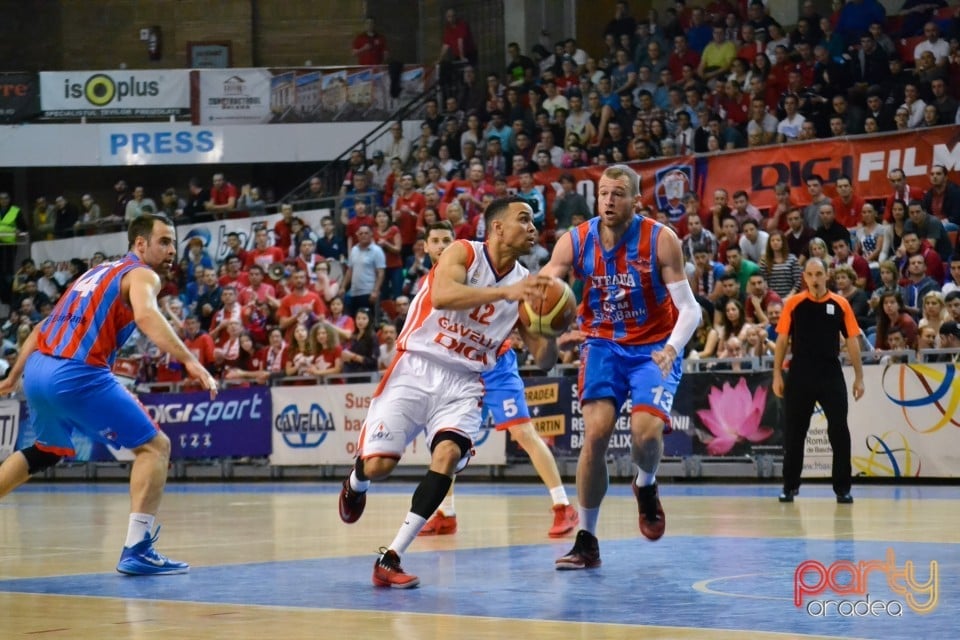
579,507,600,535
636,468,657,487
125,513,155,547
349,469,370,493
439,494,455,516
388,512,427,555
549,485,569,506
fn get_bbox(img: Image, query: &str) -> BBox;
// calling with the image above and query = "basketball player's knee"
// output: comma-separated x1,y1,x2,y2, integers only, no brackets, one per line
508,422,537,447
431,432,472,473
135,431,171,459
21,446,62,475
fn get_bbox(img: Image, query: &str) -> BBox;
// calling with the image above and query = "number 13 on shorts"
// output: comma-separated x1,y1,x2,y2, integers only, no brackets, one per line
650,385,674,413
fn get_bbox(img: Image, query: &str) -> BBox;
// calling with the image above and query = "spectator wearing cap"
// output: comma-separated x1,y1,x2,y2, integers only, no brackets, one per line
368,150,391,190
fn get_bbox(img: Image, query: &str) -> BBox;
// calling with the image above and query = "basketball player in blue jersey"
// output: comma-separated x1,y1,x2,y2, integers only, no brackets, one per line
415,222,578,538
542,165,701,569
0,213,218,575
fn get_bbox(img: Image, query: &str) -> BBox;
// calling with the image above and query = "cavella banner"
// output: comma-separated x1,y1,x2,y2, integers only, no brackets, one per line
503,126,960,234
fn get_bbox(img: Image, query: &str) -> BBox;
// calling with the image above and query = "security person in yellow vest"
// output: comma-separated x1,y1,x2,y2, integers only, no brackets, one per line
0,192,26,243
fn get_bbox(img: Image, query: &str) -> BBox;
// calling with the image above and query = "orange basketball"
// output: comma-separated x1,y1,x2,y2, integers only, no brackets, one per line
518,278,577,337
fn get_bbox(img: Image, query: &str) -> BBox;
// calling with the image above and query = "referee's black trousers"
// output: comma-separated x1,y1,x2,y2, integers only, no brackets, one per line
781,366,852,496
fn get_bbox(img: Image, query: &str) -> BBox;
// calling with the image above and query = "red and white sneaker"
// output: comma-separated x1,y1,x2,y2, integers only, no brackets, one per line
372,548,420,589
417,510,458,536
633,481,665,541
338,477,366,524
547,504,578,538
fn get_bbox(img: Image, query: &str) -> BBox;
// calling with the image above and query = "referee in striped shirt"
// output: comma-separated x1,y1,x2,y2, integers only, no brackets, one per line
772,257,865,504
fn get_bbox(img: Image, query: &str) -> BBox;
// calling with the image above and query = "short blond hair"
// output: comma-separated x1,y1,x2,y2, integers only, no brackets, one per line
601,164,640,198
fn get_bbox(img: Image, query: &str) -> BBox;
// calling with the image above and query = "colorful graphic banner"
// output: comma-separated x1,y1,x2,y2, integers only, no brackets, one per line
0,72,40,123
196,65,430,125
39,70,190,118
269,384,506,466
140,387,272,459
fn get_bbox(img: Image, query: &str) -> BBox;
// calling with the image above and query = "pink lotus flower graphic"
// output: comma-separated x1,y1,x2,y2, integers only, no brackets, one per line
696,378,772,455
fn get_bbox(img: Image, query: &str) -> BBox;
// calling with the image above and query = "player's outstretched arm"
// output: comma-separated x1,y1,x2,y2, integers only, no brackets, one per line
0,325,39,395
128,268,218,397
431,241,552,310
539,231,573,280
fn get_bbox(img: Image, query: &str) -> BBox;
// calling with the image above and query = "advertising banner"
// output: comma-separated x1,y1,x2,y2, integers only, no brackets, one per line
498,126,960,233
0,72,40,123
140,387,272,459
0,399,21,462
195,65,430,124
269,384,506,466
40,70,190,118
197,69,273,125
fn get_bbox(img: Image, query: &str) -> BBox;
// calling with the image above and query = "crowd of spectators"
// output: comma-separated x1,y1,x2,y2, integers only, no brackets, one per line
4,0,960,384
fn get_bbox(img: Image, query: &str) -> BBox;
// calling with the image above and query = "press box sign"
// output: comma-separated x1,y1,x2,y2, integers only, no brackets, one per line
100,124,223,165
40,70,190,117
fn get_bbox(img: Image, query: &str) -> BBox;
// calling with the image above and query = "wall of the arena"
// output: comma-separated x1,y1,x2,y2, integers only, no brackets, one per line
2,364,956,478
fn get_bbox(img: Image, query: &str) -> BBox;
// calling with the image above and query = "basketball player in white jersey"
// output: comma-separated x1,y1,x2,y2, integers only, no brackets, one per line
338,197,559,588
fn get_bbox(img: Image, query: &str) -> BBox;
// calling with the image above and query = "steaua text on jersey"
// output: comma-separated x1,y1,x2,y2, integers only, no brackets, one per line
37,253,143,369
397,240,528,373
570,215,678,345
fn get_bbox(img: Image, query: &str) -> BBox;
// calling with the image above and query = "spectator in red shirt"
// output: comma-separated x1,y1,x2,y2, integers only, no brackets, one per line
225,231,249,266
240,264,280,309
218,254,250,289
444,201,473,240
182,315,216,373
209,286,244,343
884,169,924,221
224,332,270,386
391,173,425,259
295,238,324,283
273,204,296,255
373,208,404,300
244,228,286,270
831,175,865,229
205,173,238,218
307,324,343,377
345,200,376,250
438,8,476,64
277,269,328,341
352,16,388,65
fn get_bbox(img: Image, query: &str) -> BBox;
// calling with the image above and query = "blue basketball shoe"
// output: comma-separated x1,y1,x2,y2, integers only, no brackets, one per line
116,526,190,576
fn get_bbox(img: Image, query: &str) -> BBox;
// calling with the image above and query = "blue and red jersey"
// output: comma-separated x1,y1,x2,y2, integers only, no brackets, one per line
37,253,143,369
570,215,677,345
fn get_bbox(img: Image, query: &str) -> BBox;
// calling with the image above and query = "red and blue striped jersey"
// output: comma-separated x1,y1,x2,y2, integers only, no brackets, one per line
570,215,677,345
37,253,143,368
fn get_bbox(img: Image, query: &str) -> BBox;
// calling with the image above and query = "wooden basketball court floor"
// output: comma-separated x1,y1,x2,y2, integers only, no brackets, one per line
1,481,956,639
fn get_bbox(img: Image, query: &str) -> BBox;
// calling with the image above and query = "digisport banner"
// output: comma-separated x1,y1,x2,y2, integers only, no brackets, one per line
29,206,332,264
270,384,506,466
494,125,960,235
195,65,431,125
0,72,40,123
141,387,271,459
40,70,190,118
0,398,21,462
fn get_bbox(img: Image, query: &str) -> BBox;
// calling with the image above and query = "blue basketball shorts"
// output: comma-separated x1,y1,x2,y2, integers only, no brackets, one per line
578,338,682,426
22,353,160,456
481,349,531,430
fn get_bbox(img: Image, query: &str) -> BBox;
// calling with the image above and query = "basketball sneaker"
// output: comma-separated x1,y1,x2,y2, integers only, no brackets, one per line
417,510,457,536
372,548,420,588
836,494,854,504
779,489,799,503
633,482,665,541
338,477,366,523
548,504,579,538
555,530,601,570
116,527,189,576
